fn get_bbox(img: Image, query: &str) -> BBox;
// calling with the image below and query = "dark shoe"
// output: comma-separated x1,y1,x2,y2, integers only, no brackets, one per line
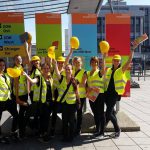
0,136,10,144
94,132,104,137
10,130,20,142
109,129,121,138
114,129,121,138
61,138,68,142
50,129,55,138
43,134,50,143
92,132,104,138
75,130,81,136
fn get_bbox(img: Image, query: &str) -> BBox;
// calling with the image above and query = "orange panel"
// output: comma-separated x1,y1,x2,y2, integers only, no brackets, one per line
36,13,61,24
106,13,130,24
0,12,24,23
72,13,97,24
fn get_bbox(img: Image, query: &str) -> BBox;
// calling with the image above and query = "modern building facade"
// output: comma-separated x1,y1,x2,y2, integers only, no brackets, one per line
97,1,150,62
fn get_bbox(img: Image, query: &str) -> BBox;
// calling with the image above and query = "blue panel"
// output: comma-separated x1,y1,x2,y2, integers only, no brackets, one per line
0,34,23,46
72,24,97,57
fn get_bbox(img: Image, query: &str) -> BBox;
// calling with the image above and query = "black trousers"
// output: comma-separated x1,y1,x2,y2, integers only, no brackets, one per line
89,93,105,134
76,98,86,132
62,103,76,140
0,100,18,135
24,102,49,135
105,93,120,132
17,94,28,137
49,89,60,132
50,102,59,130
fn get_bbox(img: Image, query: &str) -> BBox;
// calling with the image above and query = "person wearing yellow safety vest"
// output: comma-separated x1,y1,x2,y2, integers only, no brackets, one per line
29,55,41,103
23,63,53,142
50,56,66,137
13,55,28,139
86,55,106,138
104,49,135,138
53,60,81,142
50,51,72,138
27,55,41,131
72,56,87,136
0,59,18,143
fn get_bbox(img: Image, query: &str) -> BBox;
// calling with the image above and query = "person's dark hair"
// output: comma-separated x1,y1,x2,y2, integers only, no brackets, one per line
65,64,72,70
13,55,23,67
0,58,5,63
90,56,99,65
111,64,121,70
0,58,6,72
41,63,50,69
30,65,36,75
30,61,41,75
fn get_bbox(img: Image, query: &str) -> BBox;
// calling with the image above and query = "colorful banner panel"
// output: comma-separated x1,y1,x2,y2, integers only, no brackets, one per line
106,13,130,97
71,13,97,70
36,13,62,58
0,12,26,57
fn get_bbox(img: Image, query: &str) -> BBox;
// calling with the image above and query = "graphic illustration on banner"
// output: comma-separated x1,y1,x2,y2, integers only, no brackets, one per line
71,13,97,70
0,12,26,57
106,13,130,97
36,13,62,58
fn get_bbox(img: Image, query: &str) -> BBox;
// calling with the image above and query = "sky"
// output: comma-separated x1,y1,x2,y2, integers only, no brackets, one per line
24,0,150,44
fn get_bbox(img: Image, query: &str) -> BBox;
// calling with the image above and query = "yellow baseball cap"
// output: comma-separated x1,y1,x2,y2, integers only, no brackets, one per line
57,56,65,62
113,54,121,60
31,56,40,61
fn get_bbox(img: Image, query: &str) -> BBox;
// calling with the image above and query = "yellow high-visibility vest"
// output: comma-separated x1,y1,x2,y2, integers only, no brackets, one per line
57,76,76,104
33,75,54,103
105,67,127,95
87,69,104,93
13,66,28,96
30,68,41,92
0,73,11,101
73,69,86,98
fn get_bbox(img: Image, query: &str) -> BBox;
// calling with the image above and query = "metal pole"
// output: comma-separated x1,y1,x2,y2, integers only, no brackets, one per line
144,54,146,81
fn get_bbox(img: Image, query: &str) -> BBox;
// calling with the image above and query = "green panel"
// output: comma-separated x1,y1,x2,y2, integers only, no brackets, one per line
0,23,24,34
36,24,62,57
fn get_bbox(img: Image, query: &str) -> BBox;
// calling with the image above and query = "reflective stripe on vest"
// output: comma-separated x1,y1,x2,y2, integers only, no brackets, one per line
105,67,127,95
57,76,76,104
87,69,104,93
33,76,53,103
53,70,65,90
0,74,11,101
31,69,41,91
73,69,86,98
13,78,28,96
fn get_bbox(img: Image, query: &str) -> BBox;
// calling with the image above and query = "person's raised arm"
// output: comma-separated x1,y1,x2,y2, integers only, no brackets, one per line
64,48,74,66
52,59,61,80
122,49,134,73
100,53,107,76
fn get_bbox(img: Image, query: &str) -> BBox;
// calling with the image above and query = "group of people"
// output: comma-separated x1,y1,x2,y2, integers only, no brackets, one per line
0,47,135,143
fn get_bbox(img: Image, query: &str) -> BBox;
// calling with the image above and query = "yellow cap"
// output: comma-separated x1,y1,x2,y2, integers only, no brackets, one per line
48,46,55,59
113,55,121,60
31,56,40,61
57,56,65,62
7,68,21,78
70,37,80,49
99,41,110,54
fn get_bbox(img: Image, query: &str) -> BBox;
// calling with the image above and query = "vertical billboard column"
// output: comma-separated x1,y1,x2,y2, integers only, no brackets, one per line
106,13,130,96
0,12,26,57
36,13,62,58
72,13,97,70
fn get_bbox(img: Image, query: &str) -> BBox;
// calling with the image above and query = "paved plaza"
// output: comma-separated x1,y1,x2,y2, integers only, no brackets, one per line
1,76,150,150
